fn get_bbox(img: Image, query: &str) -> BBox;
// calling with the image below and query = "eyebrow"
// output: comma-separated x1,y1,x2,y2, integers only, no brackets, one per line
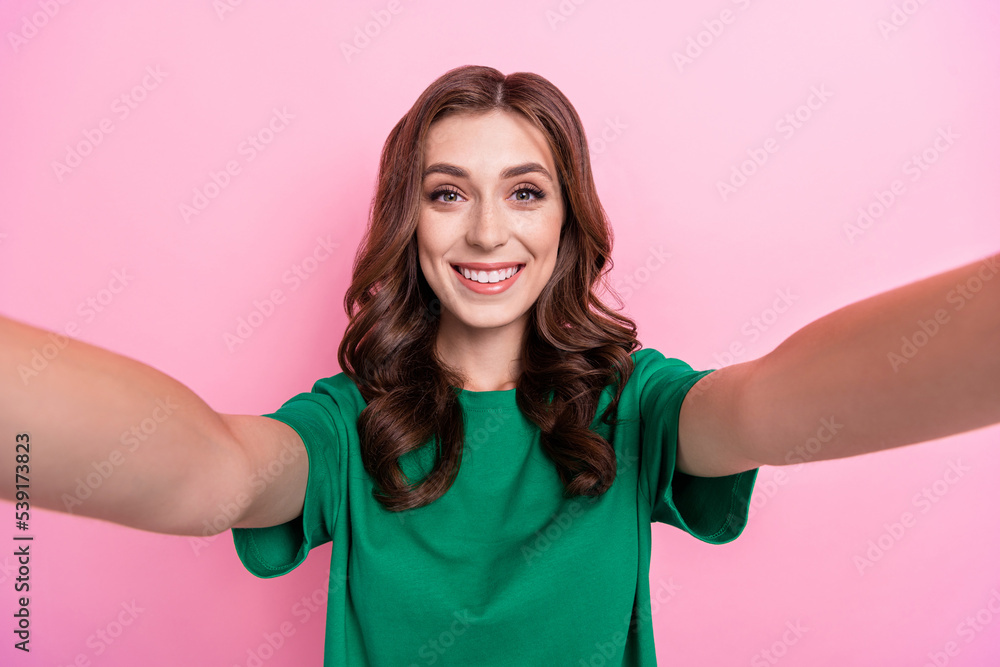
422,161,554,183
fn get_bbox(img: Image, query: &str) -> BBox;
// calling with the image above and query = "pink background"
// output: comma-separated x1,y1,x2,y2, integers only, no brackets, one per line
2,1,1000,665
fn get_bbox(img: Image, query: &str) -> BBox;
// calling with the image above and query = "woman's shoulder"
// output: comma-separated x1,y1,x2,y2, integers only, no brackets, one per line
269,370,369,423
309,371,366,401
622,346,711,403
628,346,702,375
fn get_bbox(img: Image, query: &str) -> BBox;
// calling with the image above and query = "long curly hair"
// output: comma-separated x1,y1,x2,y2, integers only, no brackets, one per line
337,65,639,512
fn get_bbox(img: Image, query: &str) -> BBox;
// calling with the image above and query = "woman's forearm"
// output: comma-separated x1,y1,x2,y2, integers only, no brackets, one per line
739,251,1000,467
0,315,248,535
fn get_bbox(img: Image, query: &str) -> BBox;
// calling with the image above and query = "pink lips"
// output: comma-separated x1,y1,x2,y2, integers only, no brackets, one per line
452,263,523,295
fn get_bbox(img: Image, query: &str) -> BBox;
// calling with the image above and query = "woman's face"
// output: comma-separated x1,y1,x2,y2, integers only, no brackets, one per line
416,109,565,337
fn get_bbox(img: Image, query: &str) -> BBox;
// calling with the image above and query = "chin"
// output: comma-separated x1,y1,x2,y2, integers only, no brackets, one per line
453,309,522,330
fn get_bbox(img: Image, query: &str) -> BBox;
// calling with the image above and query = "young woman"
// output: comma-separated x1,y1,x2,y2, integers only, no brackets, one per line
2,65,998,666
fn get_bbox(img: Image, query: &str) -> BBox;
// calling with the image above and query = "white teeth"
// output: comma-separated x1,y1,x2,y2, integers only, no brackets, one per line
458,266,520,283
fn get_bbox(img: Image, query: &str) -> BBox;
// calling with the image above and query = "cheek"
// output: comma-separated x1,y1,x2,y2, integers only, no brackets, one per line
416,215,447,254
415,222,433,265
539,223,563,260
415,229,449,288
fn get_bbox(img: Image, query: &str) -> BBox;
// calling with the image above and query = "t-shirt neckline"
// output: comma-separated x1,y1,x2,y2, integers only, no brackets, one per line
452,386,518,410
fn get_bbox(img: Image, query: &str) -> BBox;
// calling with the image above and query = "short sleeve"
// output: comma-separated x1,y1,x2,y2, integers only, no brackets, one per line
638,353,758,544
231,390,343,578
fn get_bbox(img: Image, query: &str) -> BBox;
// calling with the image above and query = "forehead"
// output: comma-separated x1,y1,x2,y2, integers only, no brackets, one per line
423,110,556,173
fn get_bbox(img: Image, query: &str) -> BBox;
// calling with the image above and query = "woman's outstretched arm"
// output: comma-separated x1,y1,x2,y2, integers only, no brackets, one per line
0,315,307,535
676,251,1000,478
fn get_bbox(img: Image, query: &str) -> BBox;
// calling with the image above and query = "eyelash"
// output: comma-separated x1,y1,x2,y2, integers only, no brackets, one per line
428,183,546,204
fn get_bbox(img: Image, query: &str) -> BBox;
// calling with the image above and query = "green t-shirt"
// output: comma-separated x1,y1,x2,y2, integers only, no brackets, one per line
231,347,758,666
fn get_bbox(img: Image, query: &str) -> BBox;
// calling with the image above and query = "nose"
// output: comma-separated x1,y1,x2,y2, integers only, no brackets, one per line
465,197,509,250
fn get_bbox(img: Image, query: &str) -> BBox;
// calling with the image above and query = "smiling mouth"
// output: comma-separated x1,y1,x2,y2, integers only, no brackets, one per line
452,264,524,284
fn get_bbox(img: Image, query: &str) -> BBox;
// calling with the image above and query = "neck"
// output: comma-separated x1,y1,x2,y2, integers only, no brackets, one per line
435,313,526,392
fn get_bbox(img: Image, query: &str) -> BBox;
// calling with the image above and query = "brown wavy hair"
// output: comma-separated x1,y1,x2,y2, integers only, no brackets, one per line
337,65,640,512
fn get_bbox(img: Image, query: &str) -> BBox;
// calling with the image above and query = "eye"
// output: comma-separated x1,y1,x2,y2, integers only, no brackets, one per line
427,184,547,205
428,186,464,203
511,183,545,203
